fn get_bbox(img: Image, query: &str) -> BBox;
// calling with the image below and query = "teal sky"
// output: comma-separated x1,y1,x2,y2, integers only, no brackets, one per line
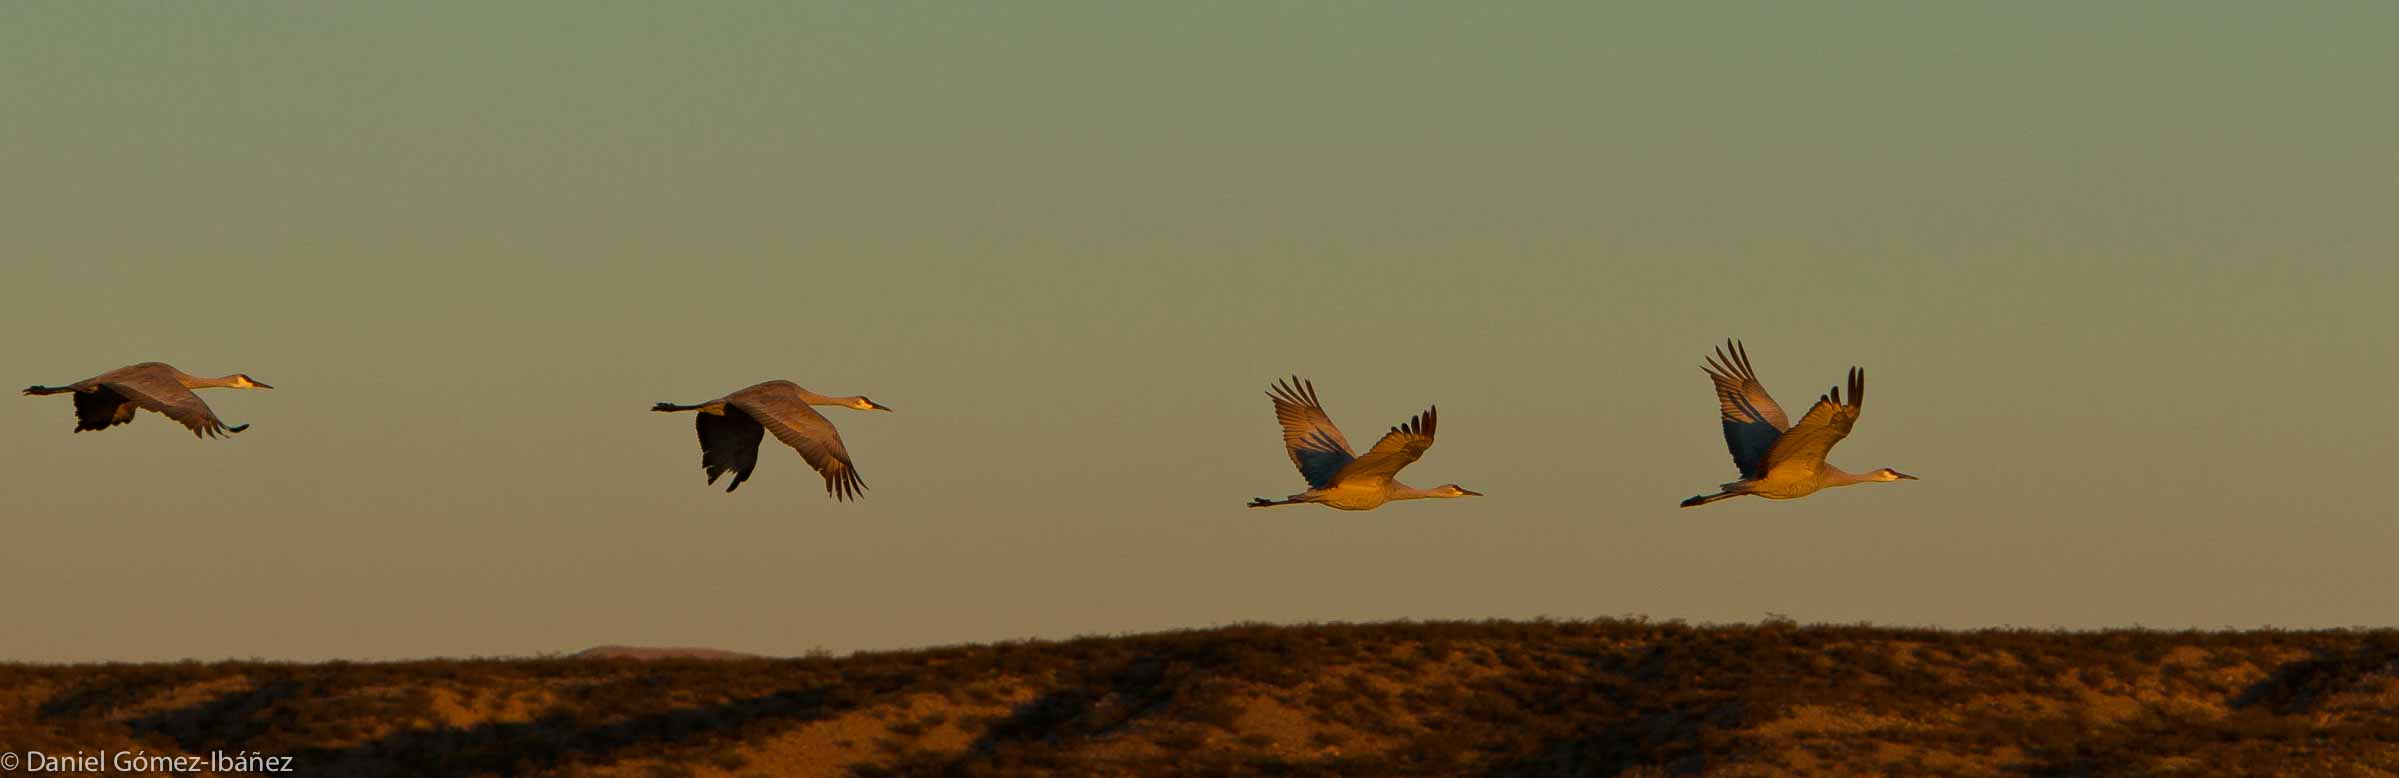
3,2,2394,662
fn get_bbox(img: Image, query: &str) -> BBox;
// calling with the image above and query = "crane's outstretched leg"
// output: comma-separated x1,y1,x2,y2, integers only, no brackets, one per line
23,385,73,396
1248,496,1305,508
652,402,702,412
1679,491,1742,508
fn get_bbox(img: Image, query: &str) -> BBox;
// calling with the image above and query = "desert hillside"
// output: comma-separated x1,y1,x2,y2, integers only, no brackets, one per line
5,620,2397,777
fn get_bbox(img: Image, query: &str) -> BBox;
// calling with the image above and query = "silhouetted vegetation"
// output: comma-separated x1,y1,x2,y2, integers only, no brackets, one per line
5,620,2398,776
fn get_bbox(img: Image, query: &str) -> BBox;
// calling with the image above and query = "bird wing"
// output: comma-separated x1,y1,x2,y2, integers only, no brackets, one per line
1703,340,1789,479
98,376,240,438
1762,367,1864,476
1268,377,1357,489
71,386,141,432
695,410,766,492
1331,407,1437,484
727,391,867,501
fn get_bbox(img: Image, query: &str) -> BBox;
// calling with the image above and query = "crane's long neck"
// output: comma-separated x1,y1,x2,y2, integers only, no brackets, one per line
182,374,247,390
799,392,866,407
1821,466,1870,488
1389,482,1433,501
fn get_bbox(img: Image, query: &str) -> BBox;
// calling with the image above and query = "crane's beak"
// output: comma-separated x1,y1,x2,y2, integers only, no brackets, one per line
1460,488,1484,496
868,401,893,412
251,380,275,389
1892,471,1917,480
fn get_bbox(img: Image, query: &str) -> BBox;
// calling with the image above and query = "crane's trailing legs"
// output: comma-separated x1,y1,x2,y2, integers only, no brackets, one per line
1679,490,1742,508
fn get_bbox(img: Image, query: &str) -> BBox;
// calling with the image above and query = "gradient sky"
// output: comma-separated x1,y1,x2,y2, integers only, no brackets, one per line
4,2,2394,662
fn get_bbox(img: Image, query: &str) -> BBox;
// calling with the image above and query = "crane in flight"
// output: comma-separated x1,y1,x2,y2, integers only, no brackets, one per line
652,380,889,500
24,362,271,439
1248,376,1481,511
1681,340,1913,508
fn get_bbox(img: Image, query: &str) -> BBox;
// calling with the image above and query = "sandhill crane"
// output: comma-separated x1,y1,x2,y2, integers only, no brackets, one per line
651,380,889,500
1681,340,1914,508
23,362,271,438
1248,376,1481,511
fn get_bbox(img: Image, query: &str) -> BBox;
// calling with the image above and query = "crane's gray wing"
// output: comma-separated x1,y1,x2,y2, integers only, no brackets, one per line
696,410,766,492
727,395,866,501
1703,340,1788,479
1762,368,1863,477
98,377,243,438
1269,377,1357,489
1331,407,1436,483
72,386,141,432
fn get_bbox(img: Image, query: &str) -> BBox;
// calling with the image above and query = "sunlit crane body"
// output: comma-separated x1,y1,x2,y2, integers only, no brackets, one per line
651,380,889,500
1248,376,1481,511
23,362,271,438
1681,340,1913,508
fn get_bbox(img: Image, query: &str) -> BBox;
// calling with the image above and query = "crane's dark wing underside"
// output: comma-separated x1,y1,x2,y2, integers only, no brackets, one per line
1703,340,1790,479
1292,436,1353,490
696,410,767,492
1721,419,1782,480
1268,377,1358,489
72,386,140,432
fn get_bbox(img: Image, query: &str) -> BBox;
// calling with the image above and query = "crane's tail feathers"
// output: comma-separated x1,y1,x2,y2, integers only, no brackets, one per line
1680,492,1739,508
23,385,70,396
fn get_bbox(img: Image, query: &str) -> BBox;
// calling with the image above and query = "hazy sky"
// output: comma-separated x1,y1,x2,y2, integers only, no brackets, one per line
4,2,2394,662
